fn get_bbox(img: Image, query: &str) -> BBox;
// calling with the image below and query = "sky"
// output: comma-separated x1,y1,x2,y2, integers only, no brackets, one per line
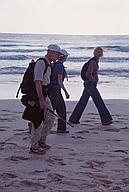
0,0,129,35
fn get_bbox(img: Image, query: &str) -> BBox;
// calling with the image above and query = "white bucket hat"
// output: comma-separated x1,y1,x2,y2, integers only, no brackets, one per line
47,44,61,53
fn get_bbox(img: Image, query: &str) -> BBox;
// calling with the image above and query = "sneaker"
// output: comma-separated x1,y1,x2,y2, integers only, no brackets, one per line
39,142,51,150
102,120,113,126
57,130,69,134
30,147,46,154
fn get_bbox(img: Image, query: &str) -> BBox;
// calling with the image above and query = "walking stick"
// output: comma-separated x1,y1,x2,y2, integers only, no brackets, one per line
47,108,74,127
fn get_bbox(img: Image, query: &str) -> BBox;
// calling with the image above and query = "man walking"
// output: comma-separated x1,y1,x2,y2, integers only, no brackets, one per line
30,44,62,154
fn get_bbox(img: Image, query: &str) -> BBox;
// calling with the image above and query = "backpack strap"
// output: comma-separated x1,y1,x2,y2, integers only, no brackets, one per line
36,58,50,76
16,85,21,98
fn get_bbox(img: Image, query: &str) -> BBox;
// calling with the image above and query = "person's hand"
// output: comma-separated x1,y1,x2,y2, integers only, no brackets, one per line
39,100,46,110
96,77,99,83
65,92,70,99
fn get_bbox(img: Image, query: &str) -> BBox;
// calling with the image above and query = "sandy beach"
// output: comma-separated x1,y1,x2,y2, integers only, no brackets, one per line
0,99,129,192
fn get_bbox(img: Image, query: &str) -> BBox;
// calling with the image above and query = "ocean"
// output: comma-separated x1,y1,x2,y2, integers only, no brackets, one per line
0,33,129,100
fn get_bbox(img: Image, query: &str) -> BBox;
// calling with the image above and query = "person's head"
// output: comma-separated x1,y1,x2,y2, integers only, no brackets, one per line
46,44,61,62
58,49,69,63
93,47,104,58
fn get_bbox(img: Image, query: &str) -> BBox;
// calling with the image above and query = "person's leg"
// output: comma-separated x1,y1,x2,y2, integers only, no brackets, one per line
69,86,90,123
56,92,67,132
39,96,55,145
30,122,43,149
28,121,33,134
87,83,112,124
49,86,59,110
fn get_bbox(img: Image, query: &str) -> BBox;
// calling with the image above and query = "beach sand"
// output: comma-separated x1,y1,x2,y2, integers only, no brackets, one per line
0,99,129,192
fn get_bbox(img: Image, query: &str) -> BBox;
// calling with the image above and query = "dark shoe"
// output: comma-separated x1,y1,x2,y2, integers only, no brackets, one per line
102,120,113,126
57,130,69,134
69,120,80,124
30,147,46,154
39,142,51,150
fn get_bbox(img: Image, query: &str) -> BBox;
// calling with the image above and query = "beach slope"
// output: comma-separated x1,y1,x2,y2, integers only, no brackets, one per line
0,99,129,192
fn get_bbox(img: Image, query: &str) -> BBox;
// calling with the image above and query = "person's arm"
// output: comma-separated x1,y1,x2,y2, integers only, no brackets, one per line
35,80,46,109
57,74,70,99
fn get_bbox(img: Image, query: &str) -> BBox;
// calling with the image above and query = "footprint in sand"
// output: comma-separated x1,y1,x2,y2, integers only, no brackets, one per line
104,128,120,132
47,156,66,166
14,132,27,136
106,139,122,142
0,172,17,179
120,127,129,130
86,159,106,169
99,178,113,186
21,180,46,188
122,178,129,184
76,130,90,134
0,128,6,131
71,135,85,139
7,155,30,161
57,146,74,152
81,123,93,126
0,142,19,151
113,149,128,154
46,172,64,183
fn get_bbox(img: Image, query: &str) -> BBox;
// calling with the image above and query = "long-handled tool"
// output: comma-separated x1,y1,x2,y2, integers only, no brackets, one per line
47,108,74,127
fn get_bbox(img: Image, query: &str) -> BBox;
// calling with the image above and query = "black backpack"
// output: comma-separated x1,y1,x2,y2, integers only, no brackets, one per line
81,57,97,81
16,58,48,98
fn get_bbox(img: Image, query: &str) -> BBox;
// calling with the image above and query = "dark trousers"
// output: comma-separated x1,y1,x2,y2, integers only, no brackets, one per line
49,86,66,131
69,82,112,124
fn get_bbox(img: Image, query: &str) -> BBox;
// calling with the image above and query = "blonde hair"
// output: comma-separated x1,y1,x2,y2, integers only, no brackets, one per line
94,47,103,53
94,47,104,53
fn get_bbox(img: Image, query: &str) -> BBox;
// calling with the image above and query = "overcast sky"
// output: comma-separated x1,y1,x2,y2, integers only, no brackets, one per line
0,0,129,35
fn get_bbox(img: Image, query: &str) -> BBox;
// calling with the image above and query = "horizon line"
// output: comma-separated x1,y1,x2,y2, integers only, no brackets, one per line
0,32,128,36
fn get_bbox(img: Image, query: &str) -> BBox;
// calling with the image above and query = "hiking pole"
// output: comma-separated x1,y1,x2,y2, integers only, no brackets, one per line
47,108,74,127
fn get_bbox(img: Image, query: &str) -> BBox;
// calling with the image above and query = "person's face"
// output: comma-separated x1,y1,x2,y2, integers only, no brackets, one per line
59,55,68,63
50,51,60,62
94,49,103,58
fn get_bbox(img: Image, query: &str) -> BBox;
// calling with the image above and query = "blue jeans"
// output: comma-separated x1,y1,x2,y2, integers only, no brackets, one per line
69,82,112,124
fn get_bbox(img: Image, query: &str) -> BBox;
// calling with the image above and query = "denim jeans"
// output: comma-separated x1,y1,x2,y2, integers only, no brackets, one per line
69,82,112,124
49,86,66,131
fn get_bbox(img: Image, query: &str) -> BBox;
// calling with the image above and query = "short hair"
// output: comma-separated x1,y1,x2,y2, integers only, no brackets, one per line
94,47,104,53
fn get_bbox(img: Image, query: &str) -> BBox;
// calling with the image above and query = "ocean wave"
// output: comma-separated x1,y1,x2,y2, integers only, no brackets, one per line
0,54,128,62
102,45,129,52
0,66,128,78
0,48,45,53
0,55,38,60
69,45,129,52
66,69,129,77
69,56,129,62
0,66,26,74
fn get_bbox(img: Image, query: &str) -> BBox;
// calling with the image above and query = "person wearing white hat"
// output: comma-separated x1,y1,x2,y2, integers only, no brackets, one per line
30,44,62,154
49,49,70,133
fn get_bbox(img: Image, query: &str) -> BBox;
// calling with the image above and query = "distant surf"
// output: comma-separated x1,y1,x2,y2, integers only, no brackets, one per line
0,33,129,99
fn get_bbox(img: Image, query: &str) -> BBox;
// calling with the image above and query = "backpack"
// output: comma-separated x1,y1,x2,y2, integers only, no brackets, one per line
81,57,97,81
16,58,48,98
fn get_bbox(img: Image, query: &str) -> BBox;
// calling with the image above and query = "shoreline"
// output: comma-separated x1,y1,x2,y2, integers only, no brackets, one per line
0,99,129,191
